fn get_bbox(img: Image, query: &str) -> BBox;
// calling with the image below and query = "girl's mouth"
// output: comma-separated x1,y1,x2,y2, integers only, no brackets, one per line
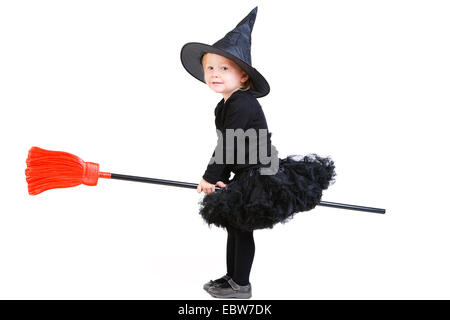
212,82,223,85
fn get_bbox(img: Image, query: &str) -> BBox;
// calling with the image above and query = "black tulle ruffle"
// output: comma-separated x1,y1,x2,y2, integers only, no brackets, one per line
198,154,336,232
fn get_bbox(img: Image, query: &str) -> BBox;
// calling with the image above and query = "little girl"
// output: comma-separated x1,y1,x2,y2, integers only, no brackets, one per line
181,7,336,299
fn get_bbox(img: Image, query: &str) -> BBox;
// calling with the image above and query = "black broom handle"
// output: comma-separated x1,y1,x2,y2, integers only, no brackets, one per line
110,173,386,214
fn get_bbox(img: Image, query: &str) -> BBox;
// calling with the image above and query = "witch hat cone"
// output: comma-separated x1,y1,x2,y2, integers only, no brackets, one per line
180,6,270,98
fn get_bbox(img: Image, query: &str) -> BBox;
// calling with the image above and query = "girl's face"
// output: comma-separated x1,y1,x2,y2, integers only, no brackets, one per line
202,53,249,101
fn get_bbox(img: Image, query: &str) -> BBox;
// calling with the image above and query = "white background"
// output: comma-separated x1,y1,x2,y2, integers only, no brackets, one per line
1,0,449,299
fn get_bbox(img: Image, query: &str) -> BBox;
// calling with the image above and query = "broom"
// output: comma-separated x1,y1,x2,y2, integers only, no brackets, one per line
25,146,386,214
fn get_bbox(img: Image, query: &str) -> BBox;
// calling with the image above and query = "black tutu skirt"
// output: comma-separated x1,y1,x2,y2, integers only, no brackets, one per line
198,154,336,232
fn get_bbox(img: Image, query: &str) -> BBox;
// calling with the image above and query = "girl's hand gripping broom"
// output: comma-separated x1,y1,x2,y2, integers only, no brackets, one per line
25,146,385,214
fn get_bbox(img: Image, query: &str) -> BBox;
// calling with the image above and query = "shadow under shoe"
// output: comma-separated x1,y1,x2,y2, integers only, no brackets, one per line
207,278,252,299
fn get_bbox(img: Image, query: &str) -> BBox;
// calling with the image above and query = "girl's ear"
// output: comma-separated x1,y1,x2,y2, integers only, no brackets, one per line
241,72,249,83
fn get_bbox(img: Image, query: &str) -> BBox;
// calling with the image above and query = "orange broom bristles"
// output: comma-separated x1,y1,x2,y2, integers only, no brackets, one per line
25,147,102,195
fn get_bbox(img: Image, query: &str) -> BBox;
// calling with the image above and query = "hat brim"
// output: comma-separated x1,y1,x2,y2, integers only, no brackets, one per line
180,42,270,98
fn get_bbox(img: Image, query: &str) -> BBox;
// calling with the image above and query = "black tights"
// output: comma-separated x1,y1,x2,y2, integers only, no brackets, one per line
226,226,255,286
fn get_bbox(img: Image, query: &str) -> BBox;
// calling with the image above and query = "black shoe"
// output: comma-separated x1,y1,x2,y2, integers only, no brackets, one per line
203,275,231,291
207,278,252,299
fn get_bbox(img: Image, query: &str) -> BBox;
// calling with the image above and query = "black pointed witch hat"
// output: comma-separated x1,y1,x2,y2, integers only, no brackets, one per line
180,6,270,98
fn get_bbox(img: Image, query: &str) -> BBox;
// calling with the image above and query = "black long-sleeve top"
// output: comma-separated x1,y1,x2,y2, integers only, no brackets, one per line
202,89,273,185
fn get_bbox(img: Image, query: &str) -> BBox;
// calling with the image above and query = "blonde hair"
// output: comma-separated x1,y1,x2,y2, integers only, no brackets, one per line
240,75,253,92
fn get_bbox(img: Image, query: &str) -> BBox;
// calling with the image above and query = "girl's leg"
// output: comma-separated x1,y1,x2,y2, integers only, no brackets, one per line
203,228,235,290
226,226,235,277
231,227,255,286
207,227,253,298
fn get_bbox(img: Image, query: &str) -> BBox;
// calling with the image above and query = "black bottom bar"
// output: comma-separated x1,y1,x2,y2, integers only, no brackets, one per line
0,300,440,318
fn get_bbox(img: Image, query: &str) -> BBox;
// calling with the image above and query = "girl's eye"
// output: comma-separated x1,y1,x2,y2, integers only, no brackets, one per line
206,66,227,71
